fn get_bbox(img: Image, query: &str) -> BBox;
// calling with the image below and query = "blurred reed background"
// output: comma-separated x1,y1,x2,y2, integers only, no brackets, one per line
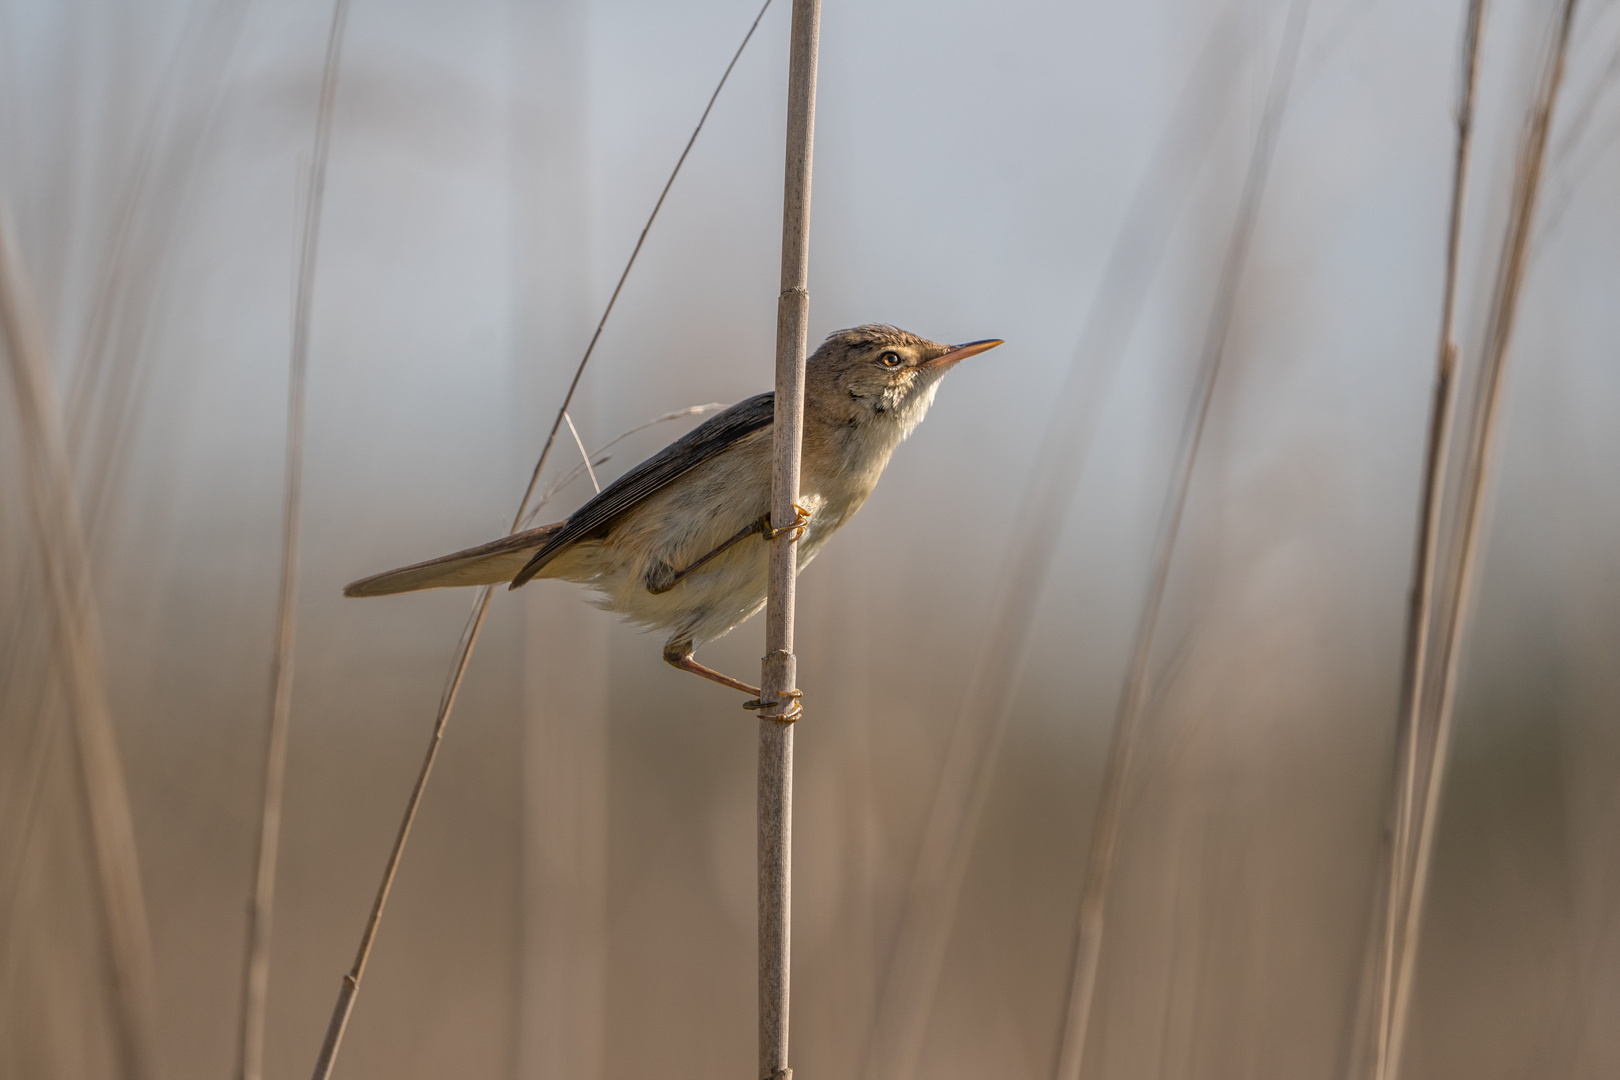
2,0,1619,1078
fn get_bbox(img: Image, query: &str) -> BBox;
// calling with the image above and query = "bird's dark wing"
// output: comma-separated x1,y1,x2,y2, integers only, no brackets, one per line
511,391,775,587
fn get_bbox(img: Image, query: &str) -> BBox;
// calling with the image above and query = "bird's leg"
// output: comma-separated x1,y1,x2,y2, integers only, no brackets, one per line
663,640,761,696
646,516,766,595
645,504,812,595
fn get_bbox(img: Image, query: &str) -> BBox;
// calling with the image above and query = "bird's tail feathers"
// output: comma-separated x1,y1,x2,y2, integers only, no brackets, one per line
343,523,564,597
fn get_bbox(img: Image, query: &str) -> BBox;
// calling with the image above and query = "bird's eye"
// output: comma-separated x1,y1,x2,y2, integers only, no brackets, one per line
879,351,902,367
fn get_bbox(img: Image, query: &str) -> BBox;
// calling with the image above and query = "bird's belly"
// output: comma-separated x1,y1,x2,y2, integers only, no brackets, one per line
540,484,843,648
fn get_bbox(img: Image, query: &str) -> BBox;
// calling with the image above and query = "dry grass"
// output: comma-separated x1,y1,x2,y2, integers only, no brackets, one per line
236,2,351,1078
0,200,159,1080
2,4,1616,1078
65,0,253,547
1349,3,1485,1078
1373,3,1581,1077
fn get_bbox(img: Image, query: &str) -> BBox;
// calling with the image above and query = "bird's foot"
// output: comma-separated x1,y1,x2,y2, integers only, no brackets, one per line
744,687,803,723
762,503,811,543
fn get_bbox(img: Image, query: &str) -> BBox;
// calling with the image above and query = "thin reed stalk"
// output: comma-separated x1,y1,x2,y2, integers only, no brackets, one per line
1349,4,1485,1079
1529,15,1620,248
0,200,161,1080
0,0,252,965
1377,3,1580,1076
1053,2,1311,1076
65,0,253,545
759,2,821,1077
858,8,1260,1078
562,412,602,494
236,2,350,1078
510,0,775,524
0,665,62,960
0,550,58,937
307,8,773,1076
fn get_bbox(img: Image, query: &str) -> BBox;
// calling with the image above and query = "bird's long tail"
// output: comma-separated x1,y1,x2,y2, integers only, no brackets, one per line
343,523,564,597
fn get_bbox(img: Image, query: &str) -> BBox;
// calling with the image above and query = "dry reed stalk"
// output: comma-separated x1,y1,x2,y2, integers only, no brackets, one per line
307,8,774,1076
0,201,161,1080
562,411,602,493
64,0,253,544
510,0,774,526
858,9,1265,1079
0,673,63,951
1376,3,1580,1076
0,0,250,973
759,2,821,1077
507,12,600,1072
1347,4,1485,1079
0,552,57,926
235,2,350,1078
519,404,727,530
1530,22,1620,250
1053,2,1311,1076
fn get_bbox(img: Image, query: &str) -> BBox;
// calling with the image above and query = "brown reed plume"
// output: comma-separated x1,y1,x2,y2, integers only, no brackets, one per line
0,201,161,1080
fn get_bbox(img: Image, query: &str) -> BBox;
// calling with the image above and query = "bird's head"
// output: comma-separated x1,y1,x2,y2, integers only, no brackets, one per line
806,324,1002,439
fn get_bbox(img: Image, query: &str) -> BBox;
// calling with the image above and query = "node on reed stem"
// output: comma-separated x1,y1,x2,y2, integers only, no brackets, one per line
759,2,821,1076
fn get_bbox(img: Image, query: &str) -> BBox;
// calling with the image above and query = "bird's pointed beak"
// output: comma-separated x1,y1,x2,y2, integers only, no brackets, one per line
924,338,1004,370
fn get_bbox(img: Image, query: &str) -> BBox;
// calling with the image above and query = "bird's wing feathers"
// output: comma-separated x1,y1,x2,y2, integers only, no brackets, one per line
510,391,775,587
342,393,774,598
343,523,563,597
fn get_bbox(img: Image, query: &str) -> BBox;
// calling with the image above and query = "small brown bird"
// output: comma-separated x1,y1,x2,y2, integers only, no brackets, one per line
344,325,1001,698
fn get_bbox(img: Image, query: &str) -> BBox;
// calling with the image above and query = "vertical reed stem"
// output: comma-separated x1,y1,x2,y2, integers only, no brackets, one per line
760,2,820,1076
1378,3,1578,1076
238,4,350,1078
0,201,161,1080
1355,4,1484,1079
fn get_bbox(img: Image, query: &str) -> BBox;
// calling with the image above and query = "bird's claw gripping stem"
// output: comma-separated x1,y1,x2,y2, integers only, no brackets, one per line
763,503,811,542
744,688,803,723
663,644,802,720
747,504,810,721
